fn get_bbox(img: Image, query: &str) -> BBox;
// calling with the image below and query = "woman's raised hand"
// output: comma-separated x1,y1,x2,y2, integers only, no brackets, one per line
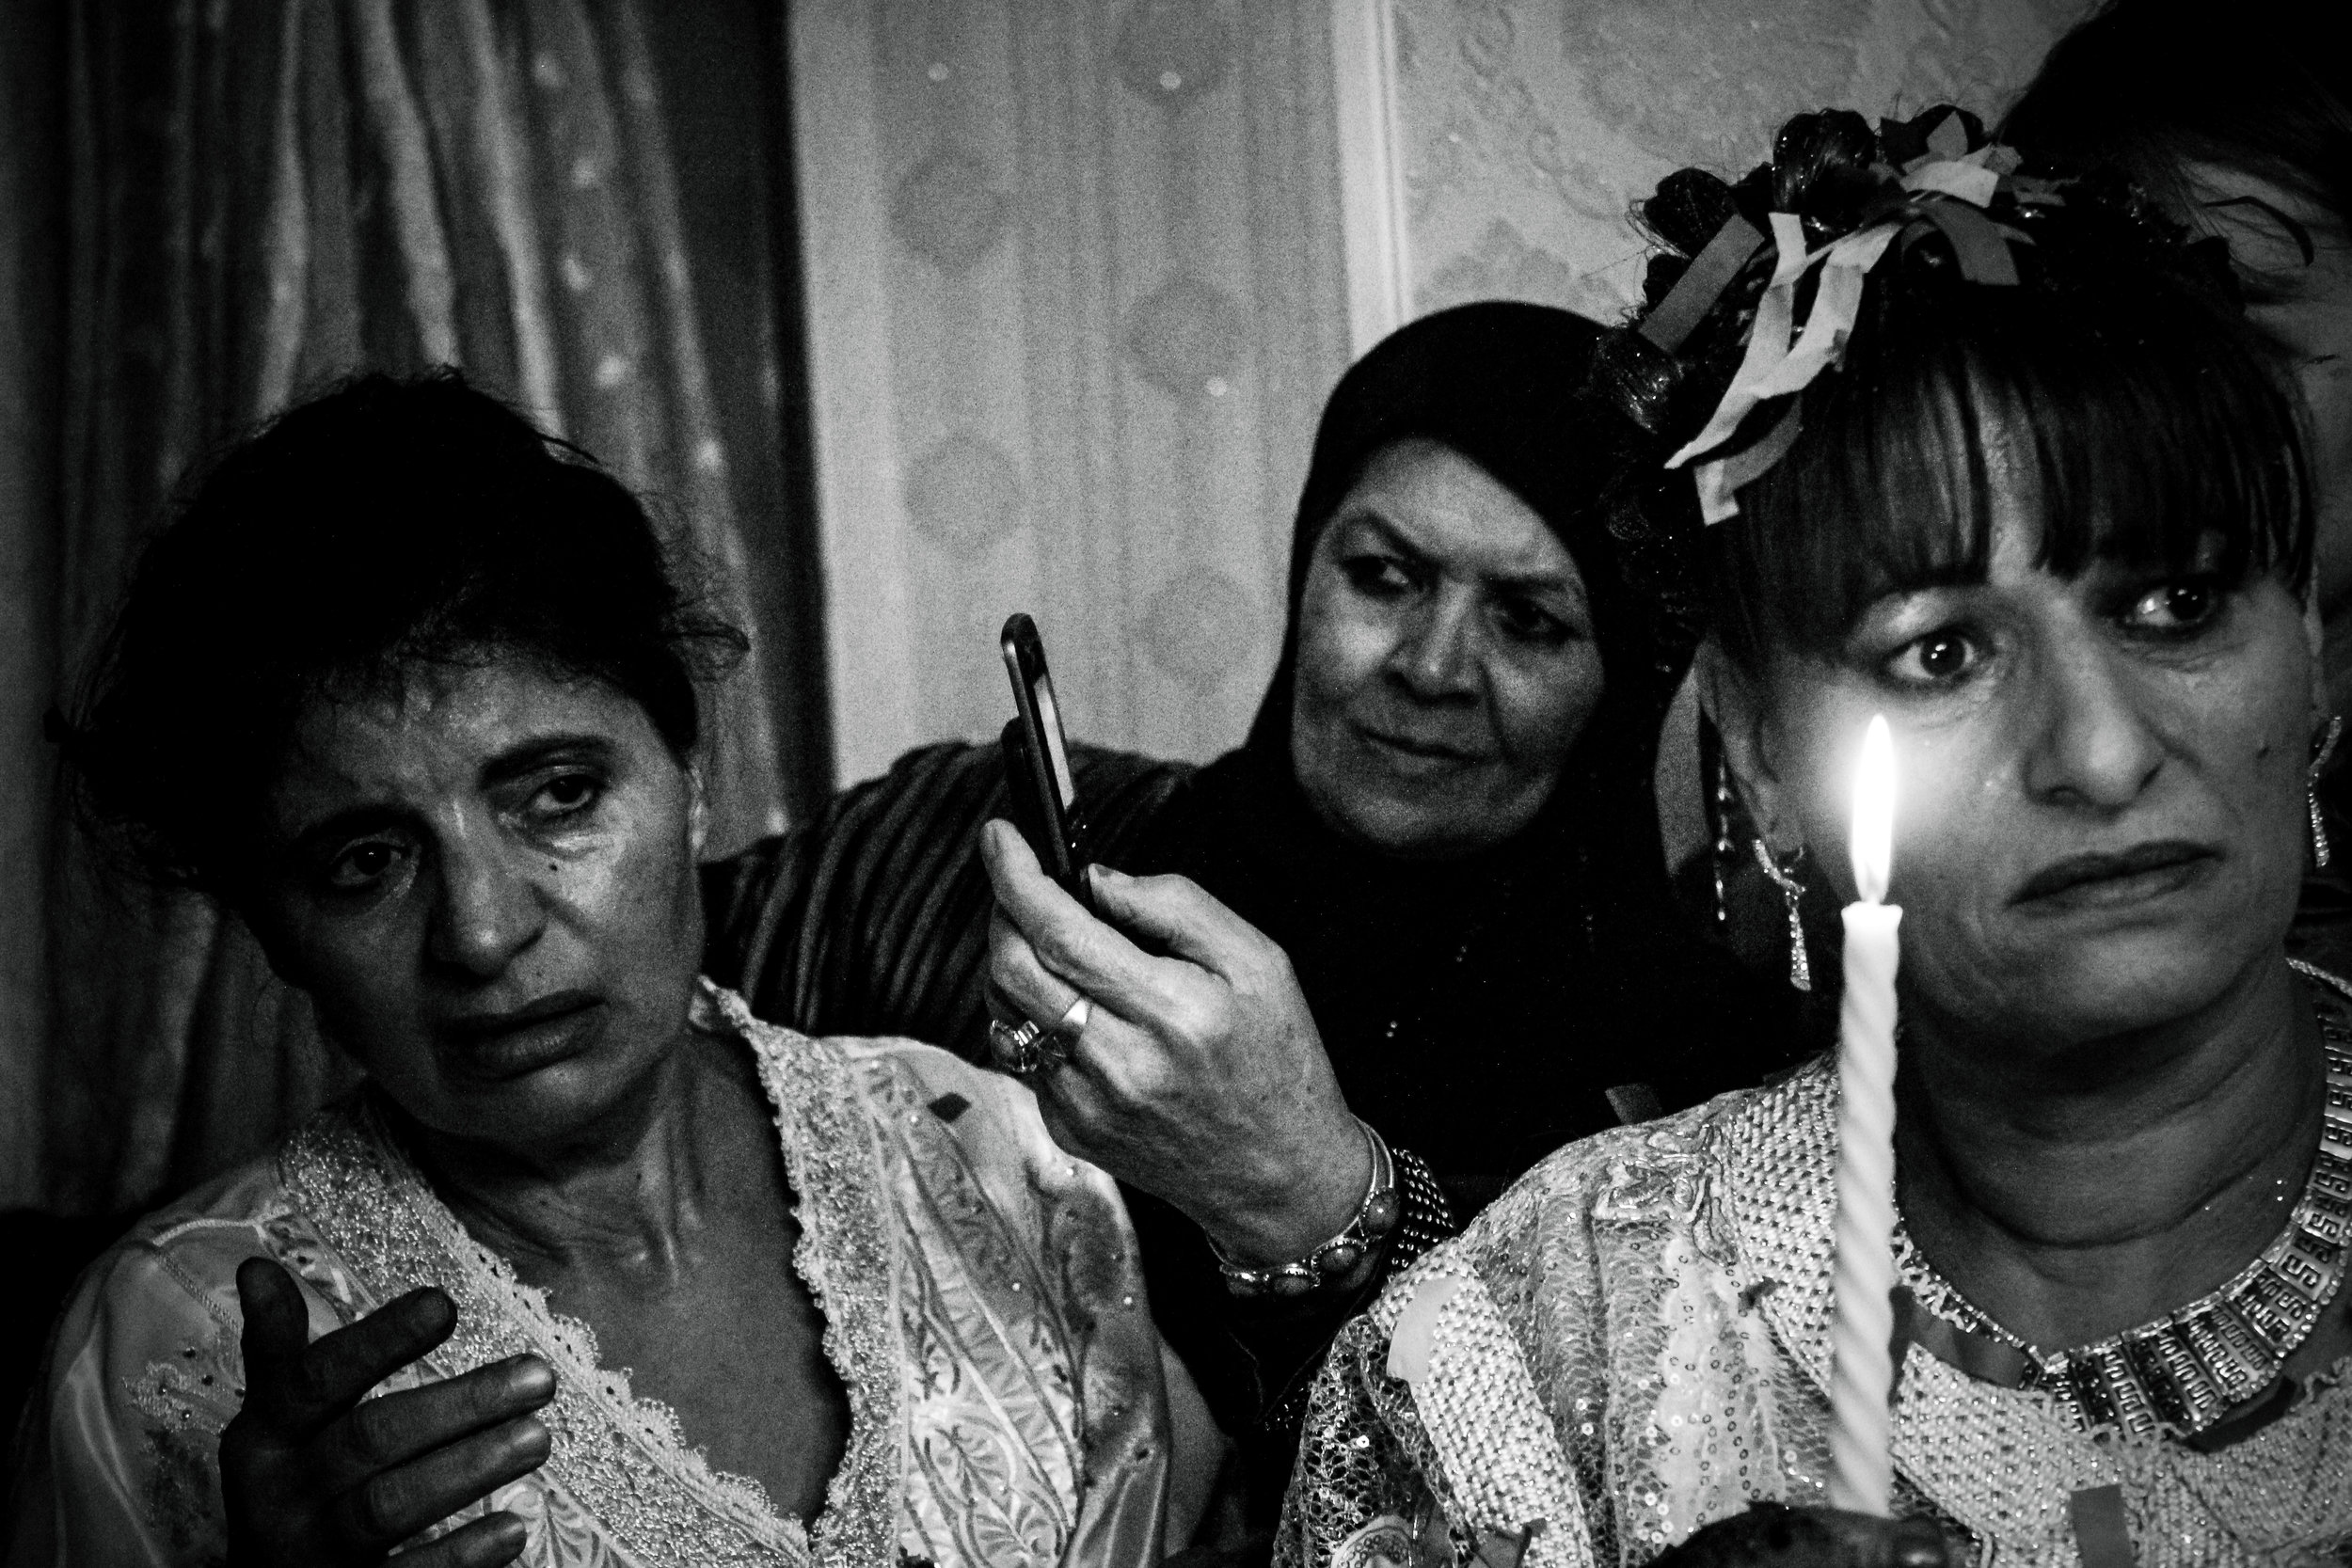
220,1259,556,1567
980,819,1371,1267
1653,1505,1962,1567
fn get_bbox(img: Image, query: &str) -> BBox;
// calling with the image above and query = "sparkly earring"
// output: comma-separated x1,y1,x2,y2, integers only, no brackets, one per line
1706,734,1738,930
2312,715,2344,870
1750,839,1812,992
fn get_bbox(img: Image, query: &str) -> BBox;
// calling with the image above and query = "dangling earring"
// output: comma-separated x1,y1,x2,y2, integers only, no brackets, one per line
2312,715,2344,870
1703,724,1737,929
1750,839,1812,992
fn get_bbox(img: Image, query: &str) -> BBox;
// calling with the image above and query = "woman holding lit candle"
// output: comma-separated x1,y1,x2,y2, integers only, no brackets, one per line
1278,106,2352,1566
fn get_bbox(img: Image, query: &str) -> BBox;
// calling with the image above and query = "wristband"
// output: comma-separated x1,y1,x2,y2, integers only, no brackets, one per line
1210,1118,1400,1297
1387,1146,1456,1269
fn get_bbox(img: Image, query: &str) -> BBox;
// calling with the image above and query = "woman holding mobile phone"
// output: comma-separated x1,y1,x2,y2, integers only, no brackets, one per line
977,305,1803,1531
698,304,1799,1536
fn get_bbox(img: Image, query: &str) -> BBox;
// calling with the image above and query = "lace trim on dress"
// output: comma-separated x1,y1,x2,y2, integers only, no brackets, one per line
276,981,901,1568
705,982,902,1567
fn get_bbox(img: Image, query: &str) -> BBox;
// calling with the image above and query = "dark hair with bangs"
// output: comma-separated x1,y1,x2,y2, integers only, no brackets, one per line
1596,108,2312,676
60,369,746,901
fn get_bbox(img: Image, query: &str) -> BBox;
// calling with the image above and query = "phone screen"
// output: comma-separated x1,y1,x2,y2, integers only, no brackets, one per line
1032,672,1078,810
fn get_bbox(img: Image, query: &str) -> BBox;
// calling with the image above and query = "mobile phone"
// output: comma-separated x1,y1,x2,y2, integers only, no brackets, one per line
999,613,1094,904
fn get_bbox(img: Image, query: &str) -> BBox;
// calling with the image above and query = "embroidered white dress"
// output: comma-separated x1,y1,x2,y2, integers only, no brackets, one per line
1278,1053,2352,1567
7,984,1180,1568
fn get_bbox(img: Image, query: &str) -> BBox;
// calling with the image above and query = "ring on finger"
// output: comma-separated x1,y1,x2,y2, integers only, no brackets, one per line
1051,995,1091,1044
1033,995,1091,1068
988,1016,1049,1076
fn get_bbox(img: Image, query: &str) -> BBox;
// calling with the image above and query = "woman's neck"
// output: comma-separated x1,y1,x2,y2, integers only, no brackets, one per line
404,1027,772,1286
1894,956,2327,1351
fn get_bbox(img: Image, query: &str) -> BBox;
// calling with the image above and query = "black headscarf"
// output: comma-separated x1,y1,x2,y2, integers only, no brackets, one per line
1133,302,1791,1212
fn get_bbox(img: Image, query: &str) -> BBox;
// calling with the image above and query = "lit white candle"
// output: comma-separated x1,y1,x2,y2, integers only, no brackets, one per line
1828,714,1901,1515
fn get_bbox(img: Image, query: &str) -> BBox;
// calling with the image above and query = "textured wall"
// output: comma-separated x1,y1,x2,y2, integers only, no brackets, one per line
794,0,2100,790
1378,0,2098,864
1395,0,2098,322
793,0,1352,784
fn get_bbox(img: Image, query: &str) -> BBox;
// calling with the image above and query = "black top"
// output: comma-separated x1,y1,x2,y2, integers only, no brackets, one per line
1128,738,1791,1219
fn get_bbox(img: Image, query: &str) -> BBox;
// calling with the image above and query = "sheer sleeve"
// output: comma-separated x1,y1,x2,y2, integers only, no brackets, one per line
1273,1310,1428,1568
5,1236,249,1568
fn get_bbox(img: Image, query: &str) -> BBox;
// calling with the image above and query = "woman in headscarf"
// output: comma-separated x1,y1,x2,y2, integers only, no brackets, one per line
980,303,1800,1529
1127,300,1787,1206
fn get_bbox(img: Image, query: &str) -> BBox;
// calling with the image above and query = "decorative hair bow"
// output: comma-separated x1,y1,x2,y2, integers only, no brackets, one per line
1643,110,2049,524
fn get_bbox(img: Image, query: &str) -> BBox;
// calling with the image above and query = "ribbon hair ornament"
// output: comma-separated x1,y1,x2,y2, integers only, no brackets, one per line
1643,110,2058,524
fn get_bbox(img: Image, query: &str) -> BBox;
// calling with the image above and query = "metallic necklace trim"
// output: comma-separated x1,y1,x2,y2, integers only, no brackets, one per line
1895,960,2352,1441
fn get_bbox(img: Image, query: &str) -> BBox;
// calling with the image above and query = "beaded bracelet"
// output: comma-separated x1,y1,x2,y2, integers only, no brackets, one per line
1209,1118,1401,1297
1256,1145,1458,1441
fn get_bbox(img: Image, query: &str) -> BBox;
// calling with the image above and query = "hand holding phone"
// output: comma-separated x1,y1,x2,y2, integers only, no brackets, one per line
999,613,1093,906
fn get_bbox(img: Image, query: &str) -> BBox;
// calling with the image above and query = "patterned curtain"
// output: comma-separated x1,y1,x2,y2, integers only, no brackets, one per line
21,0,820,1213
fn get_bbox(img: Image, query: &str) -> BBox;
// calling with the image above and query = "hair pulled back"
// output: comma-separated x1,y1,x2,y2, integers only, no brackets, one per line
61,369,746,900
1589,106,2312,675
2003,0,2351,238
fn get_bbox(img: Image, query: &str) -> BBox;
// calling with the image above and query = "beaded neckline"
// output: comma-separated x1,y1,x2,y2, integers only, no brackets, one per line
1895,959,2352,1441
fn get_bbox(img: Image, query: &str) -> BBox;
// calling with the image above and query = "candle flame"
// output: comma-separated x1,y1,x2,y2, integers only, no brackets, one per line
1851,715,1895,905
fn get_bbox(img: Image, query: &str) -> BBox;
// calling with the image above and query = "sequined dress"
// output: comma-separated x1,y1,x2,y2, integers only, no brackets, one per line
7,983,1183,1568
1278,1002,2352,1566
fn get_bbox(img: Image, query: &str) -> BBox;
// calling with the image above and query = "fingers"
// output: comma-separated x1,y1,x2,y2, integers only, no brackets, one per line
981,822,1184,1020
988,906,1200,1106
329,1410,553,1551
285,1288,462,1430
1084,863,1282,984
239,1265,460,1440
1884,1517,1963,1568
1661,1505,1962,1568
234,1259,314,1411
1027,1055,1122,1168
987,908,1087,1030
385,1511,532,1567
1808,1511,1960,1568
313,1354,555,1496
390,1514,530,1568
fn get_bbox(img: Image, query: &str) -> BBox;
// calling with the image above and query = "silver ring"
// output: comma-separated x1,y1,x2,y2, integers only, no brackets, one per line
988,1017,1048,1075
1031,995,1090,1069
